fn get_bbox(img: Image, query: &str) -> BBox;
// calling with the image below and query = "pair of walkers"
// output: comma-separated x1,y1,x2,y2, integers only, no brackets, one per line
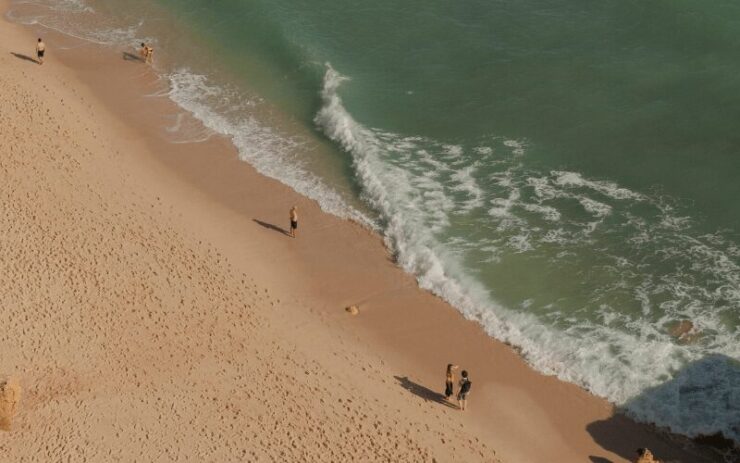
444,364,471,411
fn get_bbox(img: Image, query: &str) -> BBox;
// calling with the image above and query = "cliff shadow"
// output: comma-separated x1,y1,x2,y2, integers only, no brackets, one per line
587,353,739,463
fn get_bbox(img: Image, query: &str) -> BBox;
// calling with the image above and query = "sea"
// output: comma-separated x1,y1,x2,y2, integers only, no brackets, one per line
7,0,739,443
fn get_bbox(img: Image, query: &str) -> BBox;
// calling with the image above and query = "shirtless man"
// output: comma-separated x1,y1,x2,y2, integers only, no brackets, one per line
457,370,471,411
289,206,298,238
140,42,154,64
36,38,45,65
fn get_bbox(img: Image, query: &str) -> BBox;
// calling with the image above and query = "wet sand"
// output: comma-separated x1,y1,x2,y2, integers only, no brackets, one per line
0,3,724,462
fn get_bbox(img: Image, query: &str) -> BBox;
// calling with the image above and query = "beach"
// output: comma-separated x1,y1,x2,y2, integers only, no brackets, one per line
0,2,730,462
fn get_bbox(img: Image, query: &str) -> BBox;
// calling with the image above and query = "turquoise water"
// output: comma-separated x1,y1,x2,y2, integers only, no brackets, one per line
9,0,739,442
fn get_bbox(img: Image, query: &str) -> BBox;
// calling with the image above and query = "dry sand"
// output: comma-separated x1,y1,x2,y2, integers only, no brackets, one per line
0,4,725,462
0,376,21,431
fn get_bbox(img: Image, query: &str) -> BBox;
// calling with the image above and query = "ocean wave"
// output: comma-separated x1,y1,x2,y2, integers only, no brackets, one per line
11,0,93,13
9,0,737,439
8,0,146,47
166,69,373,227
314,64,739,442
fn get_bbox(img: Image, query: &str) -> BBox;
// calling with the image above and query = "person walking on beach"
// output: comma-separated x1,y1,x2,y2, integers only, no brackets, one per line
140,42,154,64
457,370,471,411
444,364,459,401
289,206,298,238
36,38,45,65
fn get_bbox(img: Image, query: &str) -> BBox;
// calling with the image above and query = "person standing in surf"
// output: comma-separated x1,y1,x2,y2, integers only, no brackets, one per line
444,364,459,401
36,38,45,65
140,42,154,64
457,370,471,411
289,206,298,238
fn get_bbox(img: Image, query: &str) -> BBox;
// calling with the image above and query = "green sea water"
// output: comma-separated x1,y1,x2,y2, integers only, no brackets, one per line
9,0,739,441
150,0,740,229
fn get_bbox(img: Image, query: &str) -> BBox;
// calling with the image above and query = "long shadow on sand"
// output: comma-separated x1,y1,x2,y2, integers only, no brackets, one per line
253,219,290,237
122,51,144,62
10,52,38,64
394,376,457,409
588,457,614,463
587,354,738,463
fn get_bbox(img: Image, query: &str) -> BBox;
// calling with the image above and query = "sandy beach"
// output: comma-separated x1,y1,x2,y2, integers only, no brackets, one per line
0,3,727,462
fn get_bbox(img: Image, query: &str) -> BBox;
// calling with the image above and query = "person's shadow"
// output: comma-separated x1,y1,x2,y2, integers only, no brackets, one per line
253,219,289,236
394,376,457,409
10,52,38,64
122,51,144,62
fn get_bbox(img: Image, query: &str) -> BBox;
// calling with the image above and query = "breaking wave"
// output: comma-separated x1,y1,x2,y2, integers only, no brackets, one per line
314,64,740,442
7,0,738,443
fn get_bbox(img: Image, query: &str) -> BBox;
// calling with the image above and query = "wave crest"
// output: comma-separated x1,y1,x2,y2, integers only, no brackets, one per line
314,64,740,443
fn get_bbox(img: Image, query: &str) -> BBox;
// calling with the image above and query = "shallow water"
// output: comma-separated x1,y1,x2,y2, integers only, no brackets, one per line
9,0,739,442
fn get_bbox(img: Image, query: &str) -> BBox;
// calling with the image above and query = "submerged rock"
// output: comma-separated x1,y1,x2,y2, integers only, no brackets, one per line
667,319,700,344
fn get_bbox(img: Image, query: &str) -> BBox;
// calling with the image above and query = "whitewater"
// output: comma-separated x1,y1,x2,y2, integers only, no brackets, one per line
313,66,739,442
7,0,739,444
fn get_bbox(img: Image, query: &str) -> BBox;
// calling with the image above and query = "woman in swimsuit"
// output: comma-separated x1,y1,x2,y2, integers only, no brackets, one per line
444,364,458,400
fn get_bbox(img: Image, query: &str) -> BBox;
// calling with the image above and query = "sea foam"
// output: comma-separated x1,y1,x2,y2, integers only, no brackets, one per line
165,69,373,228
313,64,740,443
11,0,738,441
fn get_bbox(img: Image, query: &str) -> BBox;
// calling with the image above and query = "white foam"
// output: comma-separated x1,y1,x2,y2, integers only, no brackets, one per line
473,146,493,155
8,0,739,444
508,234,534,253
313,64,740,443
11,0,93,13
450,163,485,211
167,69,373,228
488,189,520,218
443,144,464,158
51,0,94,13
578,197,612,217
8,0,144,47
527,175,562,200
553,170,645,200
523,203,562,221
503,139,526,156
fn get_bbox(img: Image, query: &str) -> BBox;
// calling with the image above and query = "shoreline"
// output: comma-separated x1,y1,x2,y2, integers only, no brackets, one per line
1,2,729,461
